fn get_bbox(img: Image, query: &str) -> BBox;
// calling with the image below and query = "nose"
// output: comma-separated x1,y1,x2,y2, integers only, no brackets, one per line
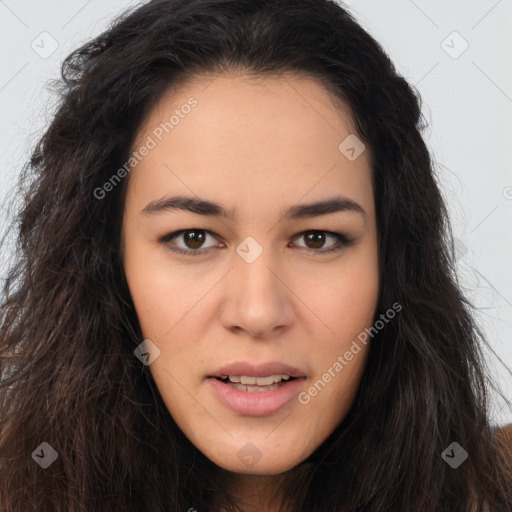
219,247,295,339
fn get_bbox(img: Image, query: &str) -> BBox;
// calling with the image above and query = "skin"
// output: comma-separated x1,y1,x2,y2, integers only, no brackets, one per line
121,71,379,511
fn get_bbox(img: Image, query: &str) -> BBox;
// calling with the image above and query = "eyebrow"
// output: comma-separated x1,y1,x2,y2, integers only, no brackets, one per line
140,195,366,221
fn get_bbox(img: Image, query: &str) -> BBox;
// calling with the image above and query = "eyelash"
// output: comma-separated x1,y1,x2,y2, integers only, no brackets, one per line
158,228,355,257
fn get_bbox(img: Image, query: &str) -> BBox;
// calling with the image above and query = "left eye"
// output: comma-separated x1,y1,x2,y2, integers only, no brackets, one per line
158,229,354,256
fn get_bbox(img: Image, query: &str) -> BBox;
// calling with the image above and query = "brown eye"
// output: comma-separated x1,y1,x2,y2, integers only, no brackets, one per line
181,230,207,249
159,229,220,255
159,228,353,257
293,230,350,253
303,231,326,250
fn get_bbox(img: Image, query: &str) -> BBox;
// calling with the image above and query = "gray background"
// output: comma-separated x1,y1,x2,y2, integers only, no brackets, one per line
1,0,511,425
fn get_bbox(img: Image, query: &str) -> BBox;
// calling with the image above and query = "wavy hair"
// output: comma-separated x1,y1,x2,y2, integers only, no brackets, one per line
1,0,511,510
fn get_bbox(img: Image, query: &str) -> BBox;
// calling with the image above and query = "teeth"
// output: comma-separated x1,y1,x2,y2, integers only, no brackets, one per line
230,383,281,392
222,374,291,385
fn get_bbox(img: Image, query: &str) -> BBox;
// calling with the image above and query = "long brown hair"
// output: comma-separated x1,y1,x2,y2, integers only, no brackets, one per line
1,0,511,510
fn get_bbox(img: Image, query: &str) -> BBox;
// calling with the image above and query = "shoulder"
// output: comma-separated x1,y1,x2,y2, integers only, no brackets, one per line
493,422,512,485
467,424,512,512
494,422,512,457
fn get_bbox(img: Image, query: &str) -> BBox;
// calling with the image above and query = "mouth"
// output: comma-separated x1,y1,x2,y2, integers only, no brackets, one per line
207,361,307,416
214,374,298,392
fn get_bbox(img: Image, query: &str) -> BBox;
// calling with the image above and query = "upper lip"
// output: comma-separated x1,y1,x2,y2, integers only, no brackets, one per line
209,361,306,378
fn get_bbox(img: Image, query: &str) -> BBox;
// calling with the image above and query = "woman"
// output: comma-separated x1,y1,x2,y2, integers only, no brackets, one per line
1,0,511,510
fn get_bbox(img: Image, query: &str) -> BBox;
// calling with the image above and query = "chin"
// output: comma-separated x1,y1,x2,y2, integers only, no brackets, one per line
202,440,311,476
215,457,297,476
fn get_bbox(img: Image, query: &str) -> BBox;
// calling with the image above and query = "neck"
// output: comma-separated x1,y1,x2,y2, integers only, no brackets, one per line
230,473,285,511
207,461,315,512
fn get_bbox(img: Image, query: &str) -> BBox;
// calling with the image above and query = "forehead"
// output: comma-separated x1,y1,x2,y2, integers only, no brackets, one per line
127,72,374,222
136,71,359,153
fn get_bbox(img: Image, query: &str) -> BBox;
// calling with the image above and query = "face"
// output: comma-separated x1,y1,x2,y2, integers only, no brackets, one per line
121,72,379,475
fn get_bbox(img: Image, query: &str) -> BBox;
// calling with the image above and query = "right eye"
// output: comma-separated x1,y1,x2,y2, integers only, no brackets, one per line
158,229,222,256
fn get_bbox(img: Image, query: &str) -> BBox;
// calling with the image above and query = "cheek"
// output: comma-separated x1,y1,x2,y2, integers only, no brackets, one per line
123,241,206,340
124,261,171,339
300,245,378,411
312,248,379,342
330,270,378,335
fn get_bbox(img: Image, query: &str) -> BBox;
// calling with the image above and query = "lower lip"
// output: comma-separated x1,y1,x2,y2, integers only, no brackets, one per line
207,377,306,416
